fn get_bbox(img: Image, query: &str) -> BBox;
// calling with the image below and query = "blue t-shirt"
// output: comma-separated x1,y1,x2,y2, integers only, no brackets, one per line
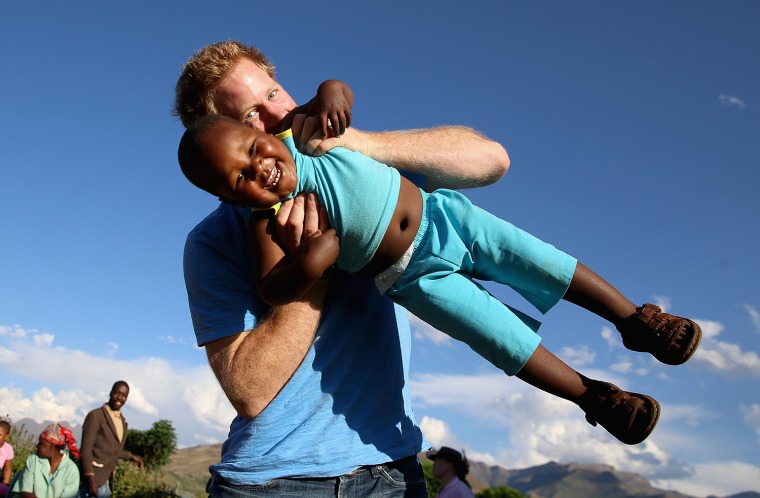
184,198,427,483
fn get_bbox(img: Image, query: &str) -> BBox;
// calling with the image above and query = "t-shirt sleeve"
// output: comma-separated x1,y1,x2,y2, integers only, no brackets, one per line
183,213,270,346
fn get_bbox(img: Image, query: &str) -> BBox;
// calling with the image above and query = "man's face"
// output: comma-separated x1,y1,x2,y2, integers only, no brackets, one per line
432,458,453,479
108,384,129,411
213,59,297,133
195,121,297,208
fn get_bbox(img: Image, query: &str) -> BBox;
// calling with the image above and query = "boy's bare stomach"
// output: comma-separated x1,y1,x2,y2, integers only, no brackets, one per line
358,178,423,277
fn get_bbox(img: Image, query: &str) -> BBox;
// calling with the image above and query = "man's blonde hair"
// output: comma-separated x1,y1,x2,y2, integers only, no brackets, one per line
173,41,276,128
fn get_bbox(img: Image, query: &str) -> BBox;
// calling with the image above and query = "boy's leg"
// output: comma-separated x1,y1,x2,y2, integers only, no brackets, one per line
563,263,702,365
516,344,659,445
562,262,637,324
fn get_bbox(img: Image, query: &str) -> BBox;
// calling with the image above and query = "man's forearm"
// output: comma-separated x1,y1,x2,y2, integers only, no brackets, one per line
204,284,325,419
348,126,509,190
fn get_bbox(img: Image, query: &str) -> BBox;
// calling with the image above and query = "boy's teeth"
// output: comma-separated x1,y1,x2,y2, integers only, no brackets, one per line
265,166,281,189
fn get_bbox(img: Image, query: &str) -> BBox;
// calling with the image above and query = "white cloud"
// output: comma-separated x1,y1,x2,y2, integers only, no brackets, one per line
745,304,760,334
0,328,234,447
33,333,55,347
742,403,760,444
559,345,595,367
419,416,459,448
718,94,747,110
654,461,760,497
419,416,500,467
410,314,451,345
601,326,621,350
687,319,760,377
411,371,687,481
0,386,97,424
0,324,28,338
609,357,633,374
651,296,671,313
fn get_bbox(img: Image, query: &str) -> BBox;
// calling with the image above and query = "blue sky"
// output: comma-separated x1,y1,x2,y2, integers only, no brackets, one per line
1,2,759,496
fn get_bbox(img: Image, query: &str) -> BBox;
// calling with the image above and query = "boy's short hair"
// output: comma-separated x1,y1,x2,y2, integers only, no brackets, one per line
174,41,276,128
0,420,10,432
177,114,242,194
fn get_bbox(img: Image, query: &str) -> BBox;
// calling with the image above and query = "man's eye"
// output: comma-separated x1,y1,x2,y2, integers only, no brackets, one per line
268,90,277,100
244,109,257,121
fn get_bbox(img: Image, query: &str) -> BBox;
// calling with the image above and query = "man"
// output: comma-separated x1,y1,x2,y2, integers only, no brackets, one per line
78,381,143,498
428,447,475,498
174,41,509,497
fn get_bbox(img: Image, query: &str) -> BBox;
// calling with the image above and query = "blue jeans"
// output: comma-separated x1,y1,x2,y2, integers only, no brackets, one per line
78,481,111,498
208,455,427,498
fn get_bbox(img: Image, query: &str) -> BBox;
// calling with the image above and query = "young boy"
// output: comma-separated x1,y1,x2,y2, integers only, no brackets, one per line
178,98,701,446
0,420,14,497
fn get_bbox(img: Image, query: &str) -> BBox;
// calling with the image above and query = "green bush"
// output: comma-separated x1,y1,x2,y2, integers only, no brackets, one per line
112,460,180,498
2,416,37,477
476,486,526,498
124,419,177,469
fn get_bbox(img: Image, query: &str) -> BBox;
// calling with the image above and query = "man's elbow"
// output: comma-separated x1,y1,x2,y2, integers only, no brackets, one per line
491,142,510,180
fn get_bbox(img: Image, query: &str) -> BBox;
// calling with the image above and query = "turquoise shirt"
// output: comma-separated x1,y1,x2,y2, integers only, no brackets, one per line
10,453,79,498
277,129,401,273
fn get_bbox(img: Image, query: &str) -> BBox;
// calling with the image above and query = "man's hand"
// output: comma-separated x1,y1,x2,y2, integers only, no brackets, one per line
128,453,144,468
87,475,99,496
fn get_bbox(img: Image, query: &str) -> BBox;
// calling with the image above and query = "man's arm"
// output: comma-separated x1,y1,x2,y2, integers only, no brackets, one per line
198,194,330,419
295,118,509,191
204,285,325,419
79,411,97,482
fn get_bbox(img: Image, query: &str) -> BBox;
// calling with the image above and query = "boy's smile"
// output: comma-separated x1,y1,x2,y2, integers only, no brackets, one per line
200,120,297,208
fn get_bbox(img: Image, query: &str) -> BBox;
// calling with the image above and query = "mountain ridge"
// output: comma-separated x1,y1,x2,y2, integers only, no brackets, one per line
8,419,758,498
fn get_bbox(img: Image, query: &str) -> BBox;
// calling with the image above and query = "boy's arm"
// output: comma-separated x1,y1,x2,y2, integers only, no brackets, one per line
276,80,353,138
295,121,509,191
249,209,340,307
2,459,11,485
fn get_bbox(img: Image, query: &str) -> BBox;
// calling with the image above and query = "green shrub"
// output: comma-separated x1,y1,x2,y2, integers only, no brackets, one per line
2,416,37,477
476,486,526,498
112,460,180,498
124,419,177,469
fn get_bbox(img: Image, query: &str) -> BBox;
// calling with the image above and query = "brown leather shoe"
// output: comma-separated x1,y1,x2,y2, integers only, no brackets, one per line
617,303,702,365
580,381,660,445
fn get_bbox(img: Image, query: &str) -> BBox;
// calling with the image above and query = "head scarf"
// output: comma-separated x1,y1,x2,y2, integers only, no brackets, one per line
40,423,80,458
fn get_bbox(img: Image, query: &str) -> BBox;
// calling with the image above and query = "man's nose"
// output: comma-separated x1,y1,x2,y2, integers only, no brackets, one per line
260,103,290,132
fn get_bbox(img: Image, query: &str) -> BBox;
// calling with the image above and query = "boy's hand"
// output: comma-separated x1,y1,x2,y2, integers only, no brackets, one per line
306,80,353,138
302,227,340,280
275,193,330,254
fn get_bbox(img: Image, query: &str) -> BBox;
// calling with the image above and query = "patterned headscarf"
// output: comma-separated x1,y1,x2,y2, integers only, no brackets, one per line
40,423,80,458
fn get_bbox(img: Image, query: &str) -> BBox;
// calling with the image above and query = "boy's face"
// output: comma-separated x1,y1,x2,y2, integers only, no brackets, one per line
0,426,8,446
197,121,297,208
